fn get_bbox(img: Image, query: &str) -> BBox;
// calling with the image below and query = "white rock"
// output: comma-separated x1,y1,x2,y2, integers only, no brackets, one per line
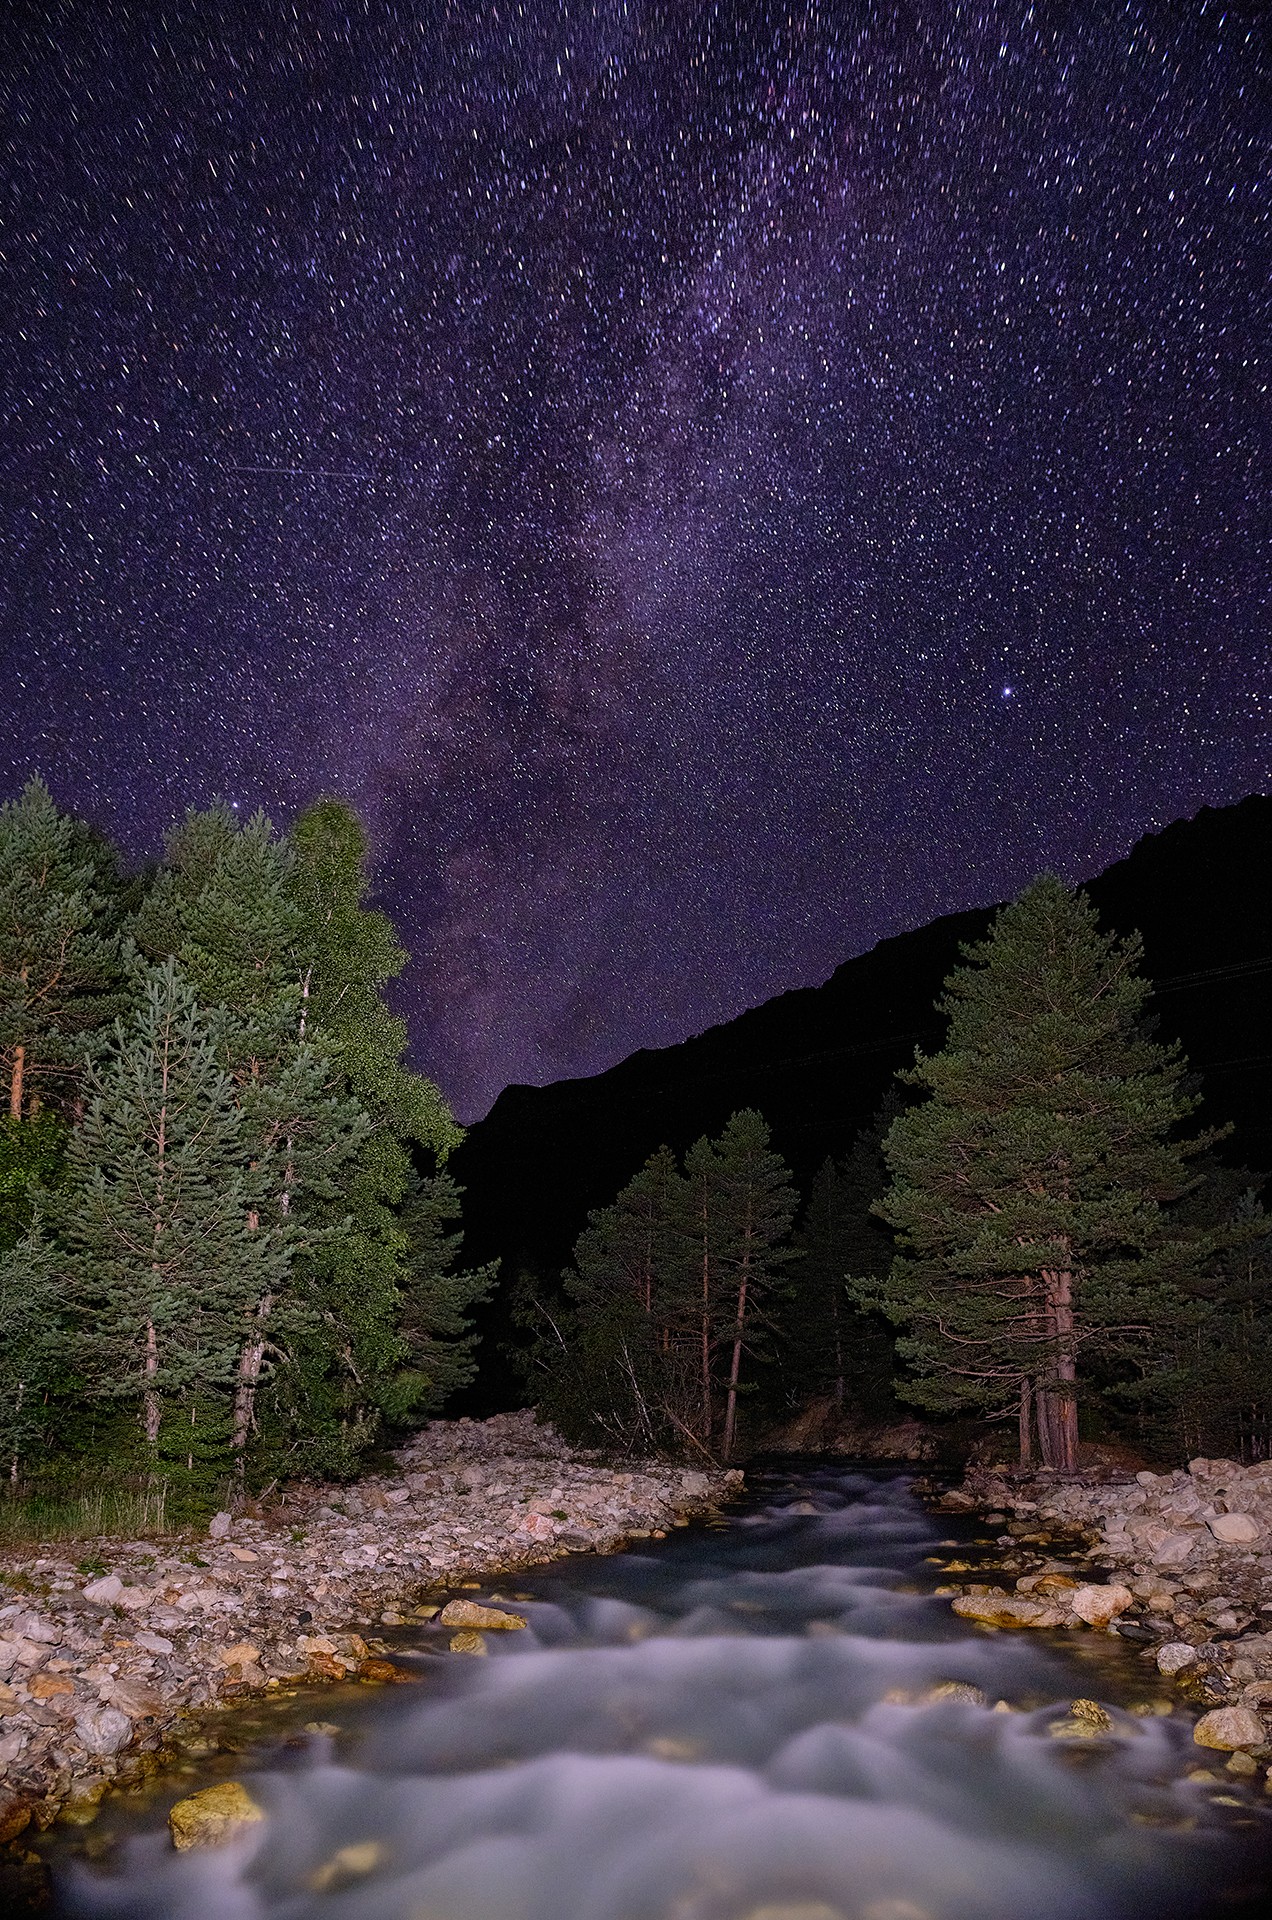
1209,1512,1261,1543
1069,1583,1133,1627
133,1631,174,1654
1156,1642,1197,1675
82,1576,123,1605
208,1512,233,1539
74,1706,133,1755
10,1612,59,1643
117,1585,157,1611
1152,1531,1197,1566
1136,1471,1159,1484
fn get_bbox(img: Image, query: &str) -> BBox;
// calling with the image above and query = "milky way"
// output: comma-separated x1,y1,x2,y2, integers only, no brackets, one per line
1,2,1267,1119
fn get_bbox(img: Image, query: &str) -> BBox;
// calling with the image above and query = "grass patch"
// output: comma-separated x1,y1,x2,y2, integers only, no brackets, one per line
0,1473,171,1548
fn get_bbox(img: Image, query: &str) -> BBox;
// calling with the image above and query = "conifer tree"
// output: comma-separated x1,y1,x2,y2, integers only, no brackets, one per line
0,777,126,1120
62,960,289,1471
782,1096,902,1416
0,1221,65,1477
397,1169,496,1411
0,1110,66,1252
134,805,367,1465
862,876,1218,1470
277,799,480,1463
711,1110,798,1458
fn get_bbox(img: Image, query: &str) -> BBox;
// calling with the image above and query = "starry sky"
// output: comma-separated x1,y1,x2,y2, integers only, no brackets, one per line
1,2,1267,1121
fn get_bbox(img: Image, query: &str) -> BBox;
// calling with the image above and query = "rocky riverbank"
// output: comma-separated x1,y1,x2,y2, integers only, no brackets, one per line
0,1411,741,1842
927,1454,1272,1776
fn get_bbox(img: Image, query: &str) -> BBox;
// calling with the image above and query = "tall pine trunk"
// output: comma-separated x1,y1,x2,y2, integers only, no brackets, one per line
697,1190,712,1446
1039,1261,1079,1472
1019,1375,1033,1467
9,1043,24,1120
722,1229,752,1462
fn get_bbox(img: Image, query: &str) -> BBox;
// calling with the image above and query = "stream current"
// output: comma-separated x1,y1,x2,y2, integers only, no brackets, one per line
38,1464,1272,1920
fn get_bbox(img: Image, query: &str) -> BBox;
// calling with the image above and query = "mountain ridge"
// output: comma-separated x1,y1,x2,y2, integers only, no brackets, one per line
451,794,1272,1348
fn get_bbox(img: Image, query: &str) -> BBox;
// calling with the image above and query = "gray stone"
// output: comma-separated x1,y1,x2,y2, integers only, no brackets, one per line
74,1706,133,1755
1152,1532,1198,1567
1209,1512,1261,1544
1156,1642,1197,1675
81,1576,123,1606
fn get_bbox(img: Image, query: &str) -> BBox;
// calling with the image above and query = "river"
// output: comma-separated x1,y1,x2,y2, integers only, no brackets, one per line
23,1462,1272,1919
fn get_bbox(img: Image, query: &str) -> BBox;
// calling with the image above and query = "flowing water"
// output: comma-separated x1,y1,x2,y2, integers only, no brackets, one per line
29,1464,1272,1919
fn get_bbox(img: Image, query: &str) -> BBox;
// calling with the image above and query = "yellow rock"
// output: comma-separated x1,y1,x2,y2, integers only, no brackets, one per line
1194,1706,1266,1751
215,1641,262,1668
438,1598,527,1630
448,1629,487,1655
308,1839,385,1891
951,1589,1067,1629
1050,1698,1113,1739
168,1781,264,1851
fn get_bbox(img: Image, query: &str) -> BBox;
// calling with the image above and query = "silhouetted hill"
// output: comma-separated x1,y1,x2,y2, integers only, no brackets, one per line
450,794,1272,1406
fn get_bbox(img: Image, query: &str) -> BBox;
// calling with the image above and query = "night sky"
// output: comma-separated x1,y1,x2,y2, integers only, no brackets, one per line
1,3,1267,1122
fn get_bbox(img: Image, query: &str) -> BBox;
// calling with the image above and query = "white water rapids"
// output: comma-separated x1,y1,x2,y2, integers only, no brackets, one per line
50,1466,1272,1919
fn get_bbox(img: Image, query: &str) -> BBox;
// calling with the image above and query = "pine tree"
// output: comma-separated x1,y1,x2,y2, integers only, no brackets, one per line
0,1110,66,1252
0,777,126,1120
62,960,289,1473
785,1096,900,1417
556,1146,697,1452
864,876,1218,1471
134,805,368,1465
711,1111,798,1459
397,1169,496,1412
0,1221,65,1477
279,799,478,1462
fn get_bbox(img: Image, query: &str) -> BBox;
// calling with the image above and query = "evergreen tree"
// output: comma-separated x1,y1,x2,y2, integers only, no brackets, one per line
0,777,126,1120
786,1122,898,1420
861,876,1219,1471
710,1111,798,1458
134,804,368,1466
0,1221,65,1477
0,1110,66,1252
62,960,289,1475
397,1169,496,1412
277,799,479,1464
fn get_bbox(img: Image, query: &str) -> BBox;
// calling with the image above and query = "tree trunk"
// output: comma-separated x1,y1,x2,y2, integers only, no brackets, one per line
9,1043,24,1120
144,1320,161,1445
1040,1263,1079,1473
722,1252,751,1462
698,1195,712,1446
1019,1376,1033,1468
232,1292,273,1458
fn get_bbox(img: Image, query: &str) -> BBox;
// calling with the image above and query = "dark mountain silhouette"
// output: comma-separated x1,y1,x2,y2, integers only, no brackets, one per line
449,794,1272,1406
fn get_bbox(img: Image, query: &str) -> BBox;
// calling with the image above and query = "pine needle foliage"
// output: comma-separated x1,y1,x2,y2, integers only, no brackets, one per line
860,875,1221,1469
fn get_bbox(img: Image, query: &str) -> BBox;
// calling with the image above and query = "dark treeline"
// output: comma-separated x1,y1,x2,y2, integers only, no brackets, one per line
0,779,492,1510
513,877,1272,1468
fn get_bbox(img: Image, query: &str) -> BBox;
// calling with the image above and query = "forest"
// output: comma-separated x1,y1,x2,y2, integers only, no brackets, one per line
2,776,1270,1528
0,778,492,1520
512,877,1272,1473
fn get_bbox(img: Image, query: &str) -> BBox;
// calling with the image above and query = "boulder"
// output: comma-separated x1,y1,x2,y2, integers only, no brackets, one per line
1208,1513,1261,1544
1151,1532,1197,1567
438,1599,527,1630
951,1590,1068,1629
1069,1583,1133,1628
168,1780,264,1850
1156,1642,1197,1676
1193,1706,1267,1751
81,1575,123,1606
74,1706,133,1756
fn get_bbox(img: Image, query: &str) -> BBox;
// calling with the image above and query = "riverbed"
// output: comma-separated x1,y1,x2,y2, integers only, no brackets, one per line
22,1463,1272,1918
